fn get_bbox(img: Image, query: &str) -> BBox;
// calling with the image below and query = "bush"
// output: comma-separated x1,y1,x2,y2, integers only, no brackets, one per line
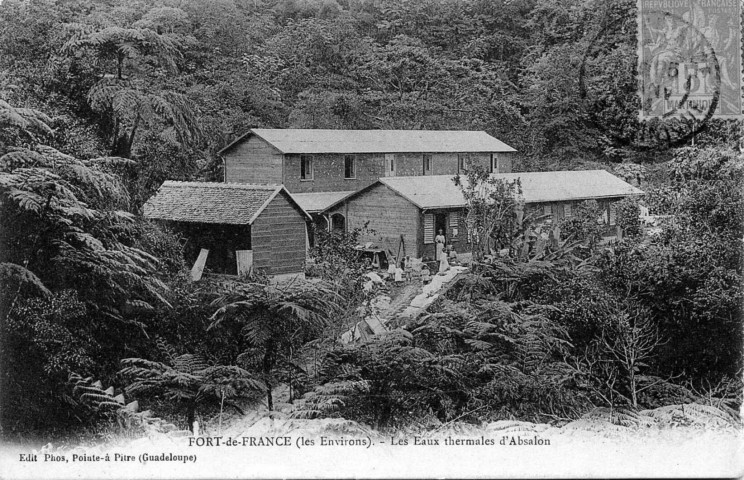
558,200,604,248
1,291,98,433
615,197,641,237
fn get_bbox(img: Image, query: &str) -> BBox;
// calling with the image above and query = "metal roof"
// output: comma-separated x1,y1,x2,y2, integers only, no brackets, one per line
143,181,311,225
220,129,516,155
292,190,356,213
353,170,644,210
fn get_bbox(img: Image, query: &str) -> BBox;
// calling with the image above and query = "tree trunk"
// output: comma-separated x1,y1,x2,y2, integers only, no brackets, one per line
377,400,392,429
218,391,225,434
265,381,273,412
187,402,196,432
117,52,124,79
110,118,120,153
263,341,276,412
124,114,141,157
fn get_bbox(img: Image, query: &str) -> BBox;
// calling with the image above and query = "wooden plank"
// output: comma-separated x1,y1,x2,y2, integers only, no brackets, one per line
191,249,209,281
236,250,253,276
251,237,305,245
251,234,306,243
251,225,307,235
254,218,307,227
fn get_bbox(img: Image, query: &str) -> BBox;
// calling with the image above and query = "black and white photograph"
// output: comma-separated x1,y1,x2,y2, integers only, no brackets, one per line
0,0,742,477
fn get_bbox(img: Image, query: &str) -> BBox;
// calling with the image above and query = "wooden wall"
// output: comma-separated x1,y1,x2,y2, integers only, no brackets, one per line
283,153,384,193
384,153,423,176
224,134,514,191
283,152,507,193
251,191,308,275
330,184,421,258
224,135,284,184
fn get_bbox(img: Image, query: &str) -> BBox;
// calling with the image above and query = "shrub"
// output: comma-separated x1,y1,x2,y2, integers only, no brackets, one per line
615,197,641,237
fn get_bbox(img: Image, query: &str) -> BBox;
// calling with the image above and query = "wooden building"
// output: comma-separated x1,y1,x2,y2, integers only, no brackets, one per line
143,181,311,280
324,170,645,260
219,129,517,200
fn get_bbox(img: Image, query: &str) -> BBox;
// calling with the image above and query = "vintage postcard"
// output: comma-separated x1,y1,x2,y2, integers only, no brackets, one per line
0,0,742,478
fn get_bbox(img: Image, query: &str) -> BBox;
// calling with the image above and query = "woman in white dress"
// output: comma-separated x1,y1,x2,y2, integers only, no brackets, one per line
438,243,450,274
434,229,446,261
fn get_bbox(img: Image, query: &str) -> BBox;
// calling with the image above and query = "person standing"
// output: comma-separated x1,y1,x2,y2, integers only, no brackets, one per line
435,229,446,261
404,255,413,283
438,242,450,274
394,263,404,284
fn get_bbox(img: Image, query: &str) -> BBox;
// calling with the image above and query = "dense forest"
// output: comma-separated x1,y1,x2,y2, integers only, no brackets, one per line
0,0,741,441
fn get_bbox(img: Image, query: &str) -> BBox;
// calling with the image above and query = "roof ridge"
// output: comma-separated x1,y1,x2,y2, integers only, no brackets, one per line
382,170,613,180
252,128,489,133
161,180,281,190
292,190,356,195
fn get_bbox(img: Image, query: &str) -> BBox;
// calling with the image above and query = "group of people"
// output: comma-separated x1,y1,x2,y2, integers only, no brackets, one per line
435,229,458,272
385,229,459,285
387,255,414,284
373,229,460,286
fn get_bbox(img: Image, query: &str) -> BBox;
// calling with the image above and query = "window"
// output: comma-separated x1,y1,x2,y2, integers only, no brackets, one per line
385,153,395,176
564,203,572,218
490,154,495,173
449,211,459,227
424,214,434,244
423,154,432,174
543,204,552,217
458,154,466,173
597,206,609,224
609,203,617,225
344,155,356,179
300,155,313,180
450,211,459,238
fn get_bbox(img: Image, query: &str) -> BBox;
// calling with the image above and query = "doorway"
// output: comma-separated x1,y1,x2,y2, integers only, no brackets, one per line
331,213,346,233
434,213,447,242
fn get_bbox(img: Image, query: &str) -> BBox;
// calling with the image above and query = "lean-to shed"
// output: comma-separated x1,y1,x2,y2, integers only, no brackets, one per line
143,181,311,279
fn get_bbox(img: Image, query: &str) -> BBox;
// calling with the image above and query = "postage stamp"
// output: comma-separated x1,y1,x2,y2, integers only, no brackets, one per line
637,0,743,120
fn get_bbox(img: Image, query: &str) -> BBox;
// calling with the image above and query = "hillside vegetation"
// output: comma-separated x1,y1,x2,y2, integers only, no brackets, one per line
0,0,741,441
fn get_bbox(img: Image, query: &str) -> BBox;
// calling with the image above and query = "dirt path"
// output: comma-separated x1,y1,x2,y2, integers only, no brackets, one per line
376,282,422,322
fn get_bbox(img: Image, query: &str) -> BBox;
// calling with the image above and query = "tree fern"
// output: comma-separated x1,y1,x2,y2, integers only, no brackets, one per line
67,373,183,436
86,77,201,156
0,99,54,139
0,127,169,324
641,403,741,428
210,279,341,411
0,262,50,301
121,346,264,431
61,24,183,78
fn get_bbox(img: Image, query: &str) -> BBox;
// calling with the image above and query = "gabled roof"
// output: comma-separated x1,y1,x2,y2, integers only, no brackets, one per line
327,170,644,211
219,129,516,155
292,190,356,213
143,181,311,225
